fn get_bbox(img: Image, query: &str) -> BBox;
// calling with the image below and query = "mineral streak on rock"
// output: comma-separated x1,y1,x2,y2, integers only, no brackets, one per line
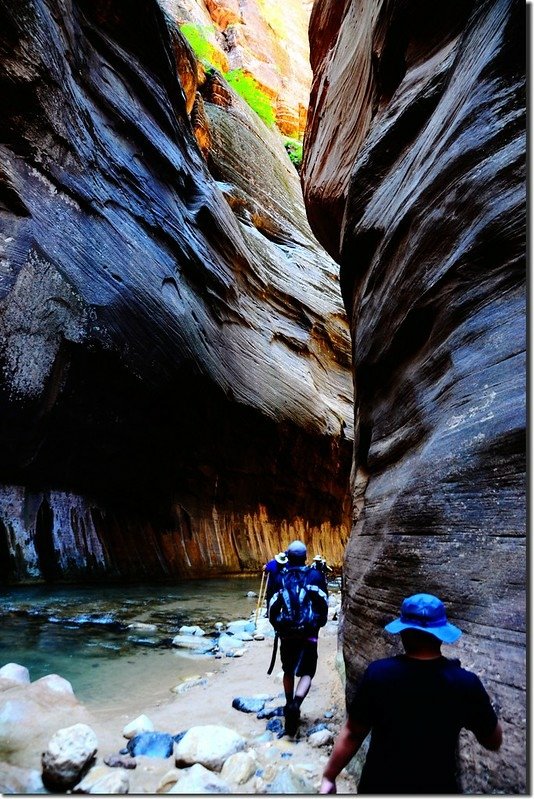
0,0,353,580
302,0,526,793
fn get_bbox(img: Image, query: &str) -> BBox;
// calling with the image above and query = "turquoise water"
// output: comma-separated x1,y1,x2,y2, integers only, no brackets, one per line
0,577,263,712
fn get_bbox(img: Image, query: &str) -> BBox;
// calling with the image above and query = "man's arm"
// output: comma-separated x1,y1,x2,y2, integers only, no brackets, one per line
475,720,503,751
319,717,370,794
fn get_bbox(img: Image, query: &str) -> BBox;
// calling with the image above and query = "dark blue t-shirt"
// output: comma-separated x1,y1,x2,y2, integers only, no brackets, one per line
348,655,498,794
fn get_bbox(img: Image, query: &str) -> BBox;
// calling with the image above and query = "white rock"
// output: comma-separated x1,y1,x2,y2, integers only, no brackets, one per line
171,634,213,653
42,723,98,789
0,762,44,793
178,625,206,636
168,762,230,793
246,591,257,597
127,622,157,631
156,768,182,793
232,649,246,657
174,725,246,771
171,677,208,694
0,663,30,685
73,765,129,794
215,634,239,654
232,631,254,641
122,714,154,739
267,764,315,793
226,620,254,635
220,750,257,785
253,633,265,641
308,729,334,747
33,673,74,695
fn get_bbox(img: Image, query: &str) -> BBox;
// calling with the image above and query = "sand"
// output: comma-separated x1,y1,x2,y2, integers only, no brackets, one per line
80,615,359,794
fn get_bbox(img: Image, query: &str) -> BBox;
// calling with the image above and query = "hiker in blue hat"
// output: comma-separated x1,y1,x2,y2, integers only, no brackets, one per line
320,593,502,794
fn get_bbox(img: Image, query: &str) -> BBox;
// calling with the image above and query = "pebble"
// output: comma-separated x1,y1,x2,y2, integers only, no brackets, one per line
253,633,265,641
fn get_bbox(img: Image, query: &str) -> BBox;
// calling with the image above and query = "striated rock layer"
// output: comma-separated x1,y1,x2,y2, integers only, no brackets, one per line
302,0,526,793
0,0,353,581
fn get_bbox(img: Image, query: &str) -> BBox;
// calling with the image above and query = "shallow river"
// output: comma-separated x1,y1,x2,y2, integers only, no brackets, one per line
0,577,264,716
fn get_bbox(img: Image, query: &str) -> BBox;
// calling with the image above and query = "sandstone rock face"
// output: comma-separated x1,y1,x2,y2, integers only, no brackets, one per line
0,0,352,581
161,0,312,137
302,0,526,793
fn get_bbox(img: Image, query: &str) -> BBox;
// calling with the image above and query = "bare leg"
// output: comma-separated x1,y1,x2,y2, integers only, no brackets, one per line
294,675,312,705
283,673,295,704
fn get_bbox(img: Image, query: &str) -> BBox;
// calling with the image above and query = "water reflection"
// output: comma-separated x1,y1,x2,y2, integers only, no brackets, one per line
0,577,262,709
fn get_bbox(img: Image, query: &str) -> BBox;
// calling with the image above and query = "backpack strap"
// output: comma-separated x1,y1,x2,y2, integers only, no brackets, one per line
267,632,279,675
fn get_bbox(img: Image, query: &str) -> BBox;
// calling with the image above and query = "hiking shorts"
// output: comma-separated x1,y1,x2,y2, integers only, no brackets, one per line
280,636,318,678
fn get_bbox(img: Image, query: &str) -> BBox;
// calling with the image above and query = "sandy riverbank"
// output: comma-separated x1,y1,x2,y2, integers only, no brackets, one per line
89,615,358,793
1,604,359,794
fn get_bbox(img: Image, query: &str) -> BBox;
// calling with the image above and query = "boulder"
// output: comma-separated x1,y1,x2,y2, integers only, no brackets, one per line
123,732,175,759
178,625,206,636
167,762,230,793
41,723,98,790
308,729,333,748
32,674,74,697
122,714,154,739
0,762,44,794
267,764,315,793
174,725,245,771
171,635,215,654
220,750,257,785
231,696,266,714
72,765,130,794
0,664,30,685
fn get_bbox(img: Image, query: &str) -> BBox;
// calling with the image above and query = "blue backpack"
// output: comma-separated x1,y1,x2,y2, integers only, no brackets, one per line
268,566,328,637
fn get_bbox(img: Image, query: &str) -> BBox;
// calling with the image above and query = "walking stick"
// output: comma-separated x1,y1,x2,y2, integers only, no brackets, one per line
254,568,267,627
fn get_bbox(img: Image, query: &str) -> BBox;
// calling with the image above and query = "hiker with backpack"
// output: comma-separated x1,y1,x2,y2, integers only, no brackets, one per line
267,539,329,736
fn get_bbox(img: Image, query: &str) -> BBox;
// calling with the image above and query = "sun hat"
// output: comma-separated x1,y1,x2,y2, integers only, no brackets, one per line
384,593,462,644
274,552,288,564
286,540,307,558
312,554,323,562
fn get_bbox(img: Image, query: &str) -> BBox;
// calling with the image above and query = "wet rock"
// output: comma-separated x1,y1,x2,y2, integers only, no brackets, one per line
171,677,208,694
73,765,129,794
167,762,230,793
41,723,98,791
122,714,154,740
257,705,284,720
178,625,206,636
171,634,215,654
126,622,157,632
306,723,329,736
123,732,175,759
266,718,284,734
0,663,30,685
232,696,266,714
220,750,257,785
174,725,245,771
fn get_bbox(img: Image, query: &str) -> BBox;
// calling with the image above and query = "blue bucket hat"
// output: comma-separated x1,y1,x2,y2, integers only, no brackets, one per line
384,593,462,644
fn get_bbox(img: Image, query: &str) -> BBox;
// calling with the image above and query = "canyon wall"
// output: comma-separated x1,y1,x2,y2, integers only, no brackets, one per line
302,0,526,793
0,0,353,582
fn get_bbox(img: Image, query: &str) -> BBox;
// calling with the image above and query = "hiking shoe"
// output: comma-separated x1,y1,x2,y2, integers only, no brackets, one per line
283,701,301,736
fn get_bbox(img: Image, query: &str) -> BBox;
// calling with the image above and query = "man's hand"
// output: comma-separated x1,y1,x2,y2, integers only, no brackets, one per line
319,776,337,794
